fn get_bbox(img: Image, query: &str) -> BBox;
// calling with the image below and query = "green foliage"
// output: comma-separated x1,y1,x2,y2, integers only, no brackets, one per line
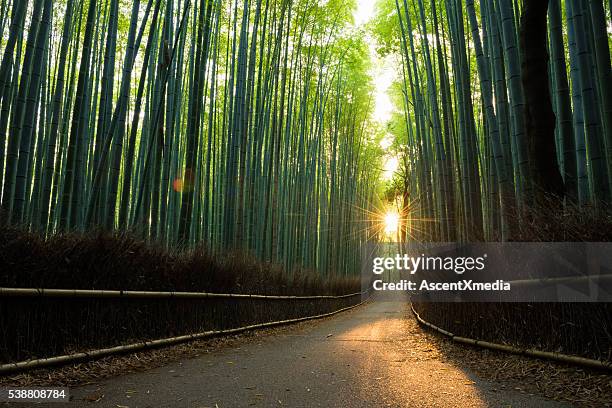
0,0,382,277
373,0,612,241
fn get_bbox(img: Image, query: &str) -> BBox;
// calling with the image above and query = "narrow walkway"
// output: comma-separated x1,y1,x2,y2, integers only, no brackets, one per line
56,294,569,407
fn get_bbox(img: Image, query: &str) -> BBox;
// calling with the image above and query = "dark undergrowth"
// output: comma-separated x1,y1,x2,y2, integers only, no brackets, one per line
413,301,612,362
416,200,612,363
511,196,612,242
0,226,359,295
0,227,362,364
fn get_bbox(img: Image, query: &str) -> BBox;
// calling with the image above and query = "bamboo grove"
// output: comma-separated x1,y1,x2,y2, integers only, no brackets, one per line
375,0,612,241
0,0,383,276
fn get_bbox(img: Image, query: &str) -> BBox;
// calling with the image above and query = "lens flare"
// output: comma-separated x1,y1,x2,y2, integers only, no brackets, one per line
384,210,400,235
173,168,195,193
173,178,184,192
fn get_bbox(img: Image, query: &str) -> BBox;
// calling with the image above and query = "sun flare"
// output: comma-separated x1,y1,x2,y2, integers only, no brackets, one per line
383,210,400,235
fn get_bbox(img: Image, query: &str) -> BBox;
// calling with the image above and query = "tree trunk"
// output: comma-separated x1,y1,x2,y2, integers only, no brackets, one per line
519,0,564,198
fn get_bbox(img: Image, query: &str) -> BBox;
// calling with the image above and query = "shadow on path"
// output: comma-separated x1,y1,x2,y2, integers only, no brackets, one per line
41,292,570,407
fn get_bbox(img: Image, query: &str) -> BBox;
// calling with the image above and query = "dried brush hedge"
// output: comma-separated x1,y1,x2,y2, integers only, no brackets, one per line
0,227,362,363
412,301,612,362
0,226,360,295
415,200,612,364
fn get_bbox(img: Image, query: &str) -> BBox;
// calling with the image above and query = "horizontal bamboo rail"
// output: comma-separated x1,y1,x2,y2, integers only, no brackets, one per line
410,303,612,371
0,295,370,375
0,287,365,300
507,274,612,287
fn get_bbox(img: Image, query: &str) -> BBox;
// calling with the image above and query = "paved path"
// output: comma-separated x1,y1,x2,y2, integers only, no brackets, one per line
58,294,570,407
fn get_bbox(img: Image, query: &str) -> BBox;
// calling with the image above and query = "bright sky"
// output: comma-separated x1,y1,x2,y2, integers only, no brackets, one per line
354,0,399,181
354,0,375,26
354,0,396,124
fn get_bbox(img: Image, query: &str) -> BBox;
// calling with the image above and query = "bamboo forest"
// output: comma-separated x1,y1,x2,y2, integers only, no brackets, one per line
1,0,612,405
0,0,382,278
0,0,611,274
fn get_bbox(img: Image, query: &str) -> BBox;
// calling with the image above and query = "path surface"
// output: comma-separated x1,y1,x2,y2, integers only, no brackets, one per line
57,294,570,407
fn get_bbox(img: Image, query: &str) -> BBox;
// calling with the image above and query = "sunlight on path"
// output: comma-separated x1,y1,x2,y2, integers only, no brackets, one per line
335,303,492,407
322,295,568,407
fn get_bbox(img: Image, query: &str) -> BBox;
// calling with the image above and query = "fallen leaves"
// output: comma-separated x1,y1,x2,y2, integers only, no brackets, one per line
83,392,104,402
0,318,323,389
